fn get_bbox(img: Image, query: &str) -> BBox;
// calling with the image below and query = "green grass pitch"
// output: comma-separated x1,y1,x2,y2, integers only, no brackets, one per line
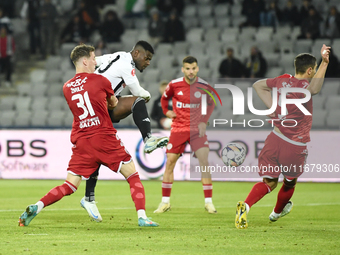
0,180,339,255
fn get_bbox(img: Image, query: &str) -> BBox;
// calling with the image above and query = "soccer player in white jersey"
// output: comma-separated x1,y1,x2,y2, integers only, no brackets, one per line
235,44,330,229
81,41,168,222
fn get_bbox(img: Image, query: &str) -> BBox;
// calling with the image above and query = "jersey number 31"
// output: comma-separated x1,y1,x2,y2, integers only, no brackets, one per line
72,91,95,120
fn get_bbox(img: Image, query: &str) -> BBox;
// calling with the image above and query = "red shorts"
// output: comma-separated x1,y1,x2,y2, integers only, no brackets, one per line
67,133,131,179
166,131,209,154
258,132,308,179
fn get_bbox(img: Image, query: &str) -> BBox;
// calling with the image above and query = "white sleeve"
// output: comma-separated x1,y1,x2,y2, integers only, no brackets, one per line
121,64,151,99
127,81,151,99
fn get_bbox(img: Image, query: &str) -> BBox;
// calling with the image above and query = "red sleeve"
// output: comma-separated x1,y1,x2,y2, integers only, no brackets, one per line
100,75,114,97
266,77,277,88
161,82,174,115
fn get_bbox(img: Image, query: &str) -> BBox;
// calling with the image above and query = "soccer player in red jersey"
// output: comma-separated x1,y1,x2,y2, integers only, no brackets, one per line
154,56,217,214
235,44,331,229
18,44,158,227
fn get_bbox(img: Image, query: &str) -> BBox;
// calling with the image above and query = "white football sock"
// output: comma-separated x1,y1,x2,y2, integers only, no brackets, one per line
205,198,212,204
245,202,250,214
35,201,44,214
137,209,147,219
162,197,170,203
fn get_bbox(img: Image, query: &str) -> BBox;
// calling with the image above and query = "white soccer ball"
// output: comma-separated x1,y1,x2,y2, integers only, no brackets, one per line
221,143,246,167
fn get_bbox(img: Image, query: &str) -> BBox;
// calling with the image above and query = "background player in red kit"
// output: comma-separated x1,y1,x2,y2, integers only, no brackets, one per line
154,56,217,214
235,44,331,229
18,44,158,227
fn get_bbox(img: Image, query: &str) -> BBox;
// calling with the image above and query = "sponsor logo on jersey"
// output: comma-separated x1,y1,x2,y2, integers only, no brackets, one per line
176,101,200,108
79,117,100,129
66,77,88,88
131,68,135,76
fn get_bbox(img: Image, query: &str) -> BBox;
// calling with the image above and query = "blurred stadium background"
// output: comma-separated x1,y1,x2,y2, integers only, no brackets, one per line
0,0,339,130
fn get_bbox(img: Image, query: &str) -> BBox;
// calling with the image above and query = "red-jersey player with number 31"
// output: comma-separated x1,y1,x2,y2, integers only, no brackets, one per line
18,44,159,227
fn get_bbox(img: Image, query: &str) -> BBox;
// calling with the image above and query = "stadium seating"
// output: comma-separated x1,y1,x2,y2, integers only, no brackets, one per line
0,110,16,127
326,110,340,129
6,0,339,131
0,96,17,110
31,97,48,111
321,81,340,96
313,95,326,110
312,110,327,129
213,4,229,17
14,110,32,127
46,110,66,127
17,83,32,96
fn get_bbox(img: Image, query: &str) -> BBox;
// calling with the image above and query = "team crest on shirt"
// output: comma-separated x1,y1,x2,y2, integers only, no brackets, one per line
131,60,135,68
131,68,135,76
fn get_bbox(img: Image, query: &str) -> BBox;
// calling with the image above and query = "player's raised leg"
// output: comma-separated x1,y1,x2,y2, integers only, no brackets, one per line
110,96,168,153
82,95,168,219
19,173,81,226
120,161,159,227
195,147,217,214
154,153,180,213
269,178,296,222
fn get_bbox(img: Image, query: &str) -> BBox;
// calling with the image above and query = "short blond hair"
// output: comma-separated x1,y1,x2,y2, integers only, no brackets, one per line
70,44,95,66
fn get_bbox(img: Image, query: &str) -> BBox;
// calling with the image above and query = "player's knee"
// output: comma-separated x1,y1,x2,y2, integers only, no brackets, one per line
136,97,146,103
283,178,297,188
132,97,146,111
62,180,78,196
263,178,278,190
166,158,177,168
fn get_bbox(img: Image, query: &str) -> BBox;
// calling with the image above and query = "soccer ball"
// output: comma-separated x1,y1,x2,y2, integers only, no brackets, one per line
221,143,246,167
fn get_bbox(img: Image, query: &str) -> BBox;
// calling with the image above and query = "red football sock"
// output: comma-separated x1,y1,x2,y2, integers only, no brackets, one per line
162,182,173,197
244,182,272,208
274,183,295,213
203,184,213,198
127,172,145,211
40,181,77,207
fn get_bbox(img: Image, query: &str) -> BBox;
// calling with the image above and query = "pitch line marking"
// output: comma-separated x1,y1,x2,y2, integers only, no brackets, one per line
2,202,340,212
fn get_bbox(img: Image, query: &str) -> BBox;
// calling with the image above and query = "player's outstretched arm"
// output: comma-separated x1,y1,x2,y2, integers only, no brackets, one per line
253,79,273,109
127,82,151,102
307,44,330,96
